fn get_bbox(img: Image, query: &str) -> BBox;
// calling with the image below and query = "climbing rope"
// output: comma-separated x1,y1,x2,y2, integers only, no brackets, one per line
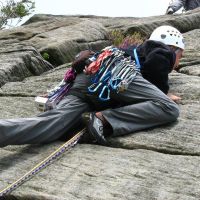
0,128,86,197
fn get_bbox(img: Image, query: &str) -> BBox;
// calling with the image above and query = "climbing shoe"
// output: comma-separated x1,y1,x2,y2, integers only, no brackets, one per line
82,112,108,146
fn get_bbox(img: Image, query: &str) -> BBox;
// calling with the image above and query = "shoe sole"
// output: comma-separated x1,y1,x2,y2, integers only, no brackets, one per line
87,113,108,146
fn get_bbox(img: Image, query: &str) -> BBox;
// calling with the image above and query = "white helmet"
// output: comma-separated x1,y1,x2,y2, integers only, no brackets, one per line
149,25,185,50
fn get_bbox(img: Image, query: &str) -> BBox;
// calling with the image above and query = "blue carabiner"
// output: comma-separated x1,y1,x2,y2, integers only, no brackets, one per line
100,70,111,83
91,62,108,83
110,77,122,90
88,82,103,93
88,70,112,101
98,71,112,100
99,85,110,101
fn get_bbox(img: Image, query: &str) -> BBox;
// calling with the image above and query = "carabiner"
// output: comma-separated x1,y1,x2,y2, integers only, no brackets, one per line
88,82,103,93
110,77,122,90
99,85,110,101
100,71,112,83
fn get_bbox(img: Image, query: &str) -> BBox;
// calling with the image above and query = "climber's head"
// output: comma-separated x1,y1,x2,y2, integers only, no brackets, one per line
150,25,184,69
149,25,185,50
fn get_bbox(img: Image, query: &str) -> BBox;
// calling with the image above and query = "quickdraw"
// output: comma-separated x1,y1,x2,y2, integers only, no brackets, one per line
0,128,86,197
46,68,77,109
35,68,77,112
87,47,140,101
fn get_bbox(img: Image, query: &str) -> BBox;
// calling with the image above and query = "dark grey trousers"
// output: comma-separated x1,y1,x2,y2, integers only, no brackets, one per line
0,73,179,147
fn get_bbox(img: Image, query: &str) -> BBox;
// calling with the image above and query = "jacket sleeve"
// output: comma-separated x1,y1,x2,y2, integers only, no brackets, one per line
141,48,173,94
168,0,186,12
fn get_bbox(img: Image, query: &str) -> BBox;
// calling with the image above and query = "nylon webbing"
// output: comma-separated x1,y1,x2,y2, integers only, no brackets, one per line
0,128,86,197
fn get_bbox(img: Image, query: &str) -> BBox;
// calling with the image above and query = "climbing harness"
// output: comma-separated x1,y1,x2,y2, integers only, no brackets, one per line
87,47,141,101
35,68,77,112
0,128,86,197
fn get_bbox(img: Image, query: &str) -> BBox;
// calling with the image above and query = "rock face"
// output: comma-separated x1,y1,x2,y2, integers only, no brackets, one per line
0,10,200,200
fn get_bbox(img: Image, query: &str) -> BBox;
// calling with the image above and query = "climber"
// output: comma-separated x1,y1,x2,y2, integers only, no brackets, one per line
0,25,184,147
166,0,200,14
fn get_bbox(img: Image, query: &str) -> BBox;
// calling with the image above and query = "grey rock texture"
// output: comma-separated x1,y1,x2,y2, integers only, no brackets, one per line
0,10,200,200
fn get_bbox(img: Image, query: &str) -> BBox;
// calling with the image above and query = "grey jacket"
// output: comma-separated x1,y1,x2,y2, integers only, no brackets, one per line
168,0,200,13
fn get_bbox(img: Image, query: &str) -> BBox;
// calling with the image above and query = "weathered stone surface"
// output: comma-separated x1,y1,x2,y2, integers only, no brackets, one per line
1,145,200,200
0,96,39,118
87,8,200,35
0,16,110,87
123,8,200,36
0,64,70,98
0,44,53,87
1,8,200,87
178,29,200,75
0,9,200,200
